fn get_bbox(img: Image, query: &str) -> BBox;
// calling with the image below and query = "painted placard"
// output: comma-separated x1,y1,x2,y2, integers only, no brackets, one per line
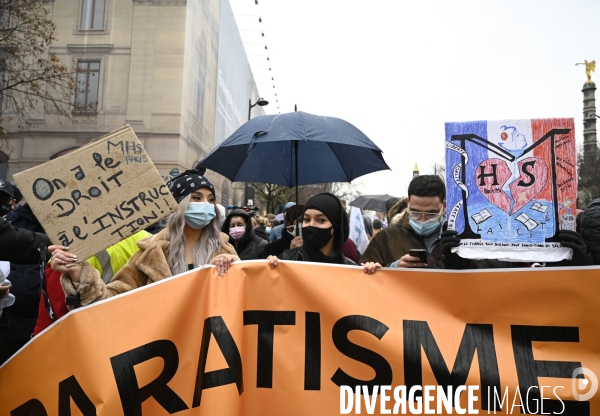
445,118,577,262
14,125,178,260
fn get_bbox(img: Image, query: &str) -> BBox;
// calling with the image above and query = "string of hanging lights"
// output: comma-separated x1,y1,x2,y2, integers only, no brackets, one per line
233,0,282,114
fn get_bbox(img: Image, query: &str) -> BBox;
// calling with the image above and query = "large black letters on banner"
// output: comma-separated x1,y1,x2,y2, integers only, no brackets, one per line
110,339,188,416
477,163,500,186
193,316,243,408
58,375,96,416
330,315,392,390
243,310,296,388
517,160,536,187
304,312,321,391
10,399,47,416
512,325,588,415
403,321,500,410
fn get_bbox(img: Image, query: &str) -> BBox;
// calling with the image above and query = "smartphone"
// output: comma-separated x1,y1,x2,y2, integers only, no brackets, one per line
408,249,428,263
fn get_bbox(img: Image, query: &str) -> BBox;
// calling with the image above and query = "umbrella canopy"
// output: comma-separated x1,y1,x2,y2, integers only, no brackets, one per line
350,194,400,212
199,111,390,188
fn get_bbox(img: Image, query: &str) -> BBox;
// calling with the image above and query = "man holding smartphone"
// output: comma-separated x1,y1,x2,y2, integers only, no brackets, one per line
361,175,446,273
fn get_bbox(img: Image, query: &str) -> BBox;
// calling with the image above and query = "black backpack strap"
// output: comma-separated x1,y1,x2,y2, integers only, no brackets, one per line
39,243,56,323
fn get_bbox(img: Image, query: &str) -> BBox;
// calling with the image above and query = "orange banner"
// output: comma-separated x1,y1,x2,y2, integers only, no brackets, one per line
1,262,599,415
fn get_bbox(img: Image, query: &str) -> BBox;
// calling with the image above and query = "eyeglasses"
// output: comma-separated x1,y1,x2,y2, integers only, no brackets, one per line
407,209,442,221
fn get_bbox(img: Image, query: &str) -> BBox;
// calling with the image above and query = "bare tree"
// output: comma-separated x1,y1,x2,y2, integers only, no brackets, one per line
251,183,292,213
0,0,80,143
429,159,446,182
251,181,363,213
324,182,363,208
302,182,363,208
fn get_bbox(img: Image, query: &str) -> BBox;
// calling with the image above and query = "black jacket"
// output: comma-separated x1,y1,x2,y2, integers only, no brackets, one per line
281,247,357,265
260,226,295,258
222,210,268,260
0,215,50,264
0,204,47,341
582,198,600,265
254,226,269,241
235,234,268,260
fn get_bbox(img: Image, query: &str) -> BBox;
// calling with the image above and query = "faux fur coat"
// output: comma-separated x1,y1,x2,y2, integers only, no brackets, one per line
61,229,239,306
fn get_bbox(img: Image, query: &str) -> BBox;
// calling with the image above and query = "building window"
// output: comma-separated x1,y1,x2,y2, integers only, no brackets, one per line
80,0,105,30
75,60,100,113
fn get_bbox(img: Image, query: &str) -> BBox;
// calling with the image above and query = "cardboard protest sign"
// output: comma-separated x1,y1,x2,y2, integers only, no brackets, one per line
14,125,178,260
445,118,577,262
1,262,600,415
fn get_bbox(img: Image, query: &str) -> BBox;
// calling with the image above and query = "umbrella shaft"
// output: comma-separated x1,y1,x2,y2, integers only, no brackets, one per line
295,141,300,236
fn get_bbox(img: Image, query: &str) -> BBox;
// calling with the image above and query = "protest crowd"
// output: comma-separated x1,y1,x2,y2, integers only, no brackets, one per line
0,158,598,366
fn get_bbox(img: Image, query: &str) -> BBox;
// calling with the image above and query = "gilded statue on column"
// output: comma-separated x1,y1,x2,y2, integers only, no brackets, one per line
576,60,596,81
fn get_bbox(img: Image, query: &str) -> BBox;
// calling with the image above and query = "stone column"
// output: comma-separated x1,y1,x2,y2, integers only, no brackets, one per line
582,80,597,156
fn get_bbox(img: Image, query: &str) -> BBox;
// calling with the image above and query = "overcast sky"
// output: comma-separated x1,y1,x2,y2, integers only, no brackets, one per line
231,0,599,197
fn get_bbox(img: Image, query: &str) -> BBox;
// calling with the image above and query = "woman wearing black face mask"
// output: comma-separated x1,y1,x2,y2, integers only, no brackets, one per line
267,193,356,266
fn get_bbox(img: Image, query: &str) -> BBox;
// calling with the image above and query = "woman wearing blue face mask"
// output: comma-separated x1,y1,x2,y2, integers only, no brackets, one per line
51,167,239,307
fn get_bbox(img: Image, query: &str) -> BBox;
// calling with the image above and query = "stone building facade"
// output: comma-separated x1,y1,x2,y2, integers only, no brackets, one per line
2,0,262,205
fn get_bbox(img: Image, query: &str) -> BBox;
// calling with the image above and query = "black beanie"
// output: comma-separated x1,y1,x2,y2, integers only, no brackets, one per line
0,179,14,199
167,166,216,203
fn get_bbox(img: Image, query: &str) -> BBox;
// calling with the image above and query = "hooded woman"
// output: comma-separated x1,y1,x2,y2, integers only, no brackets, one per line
268,193,356,265
222,209,268,260
51,167,239,306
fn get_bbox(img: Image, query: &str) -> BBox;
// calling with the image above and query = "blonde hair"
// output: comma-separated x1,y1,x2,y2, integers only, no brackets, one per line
167,194,222,275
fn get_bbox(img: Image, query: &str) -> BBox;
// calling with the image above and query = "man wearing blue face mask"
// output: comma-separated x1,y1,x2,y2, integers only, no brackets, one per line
360,175,446,272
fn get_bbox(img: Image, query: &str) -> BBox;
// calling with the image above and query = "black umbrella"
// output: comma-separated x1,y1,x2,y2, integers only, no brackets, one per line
199,111,390,207
350,194,400,212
